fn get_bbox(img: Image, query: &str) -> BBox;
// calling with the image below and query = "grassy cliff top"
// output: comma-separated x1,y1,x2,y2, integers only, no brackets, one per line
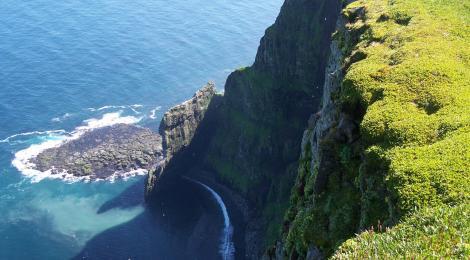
333,202,469,259
343,0,469,213
335,0,469,257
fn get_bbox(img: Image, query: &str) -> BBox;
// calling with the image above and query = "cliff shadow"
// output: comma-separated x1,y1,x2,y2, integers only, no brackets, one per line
146,94,248,259
96,178,145,214
73,175,223,260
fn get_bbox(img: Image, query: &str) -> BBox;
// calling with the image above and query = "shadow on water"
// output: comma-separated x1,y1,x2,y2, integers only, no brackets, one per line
73,175,223,260
96,178,145,214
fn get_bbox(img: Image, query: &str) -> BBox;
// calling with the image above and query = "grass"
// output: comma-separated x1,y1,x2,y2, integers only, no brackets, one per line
335,0,470,256
343,0,470,218
333,203,470,259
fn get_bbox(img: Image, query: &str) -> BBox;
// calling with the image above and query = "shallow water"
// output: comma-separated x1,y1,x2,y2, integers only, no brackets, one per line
0,0,283,259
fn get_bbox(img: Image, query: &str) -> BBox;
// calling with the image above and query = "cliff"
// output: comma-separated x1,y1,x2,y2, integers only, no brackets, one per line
159,83,216,160
146,83,216,197
145,0,469,259
204,0,342,249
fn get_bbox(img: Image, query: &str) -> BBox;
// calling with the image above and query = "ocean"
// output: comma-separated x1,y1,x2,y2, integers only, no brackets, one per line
0,0,282,259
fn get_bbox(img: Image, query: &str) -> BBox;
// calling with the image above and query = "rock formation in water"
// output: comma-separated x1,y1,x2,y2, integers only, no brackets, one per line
145,0,470,259
34,124,163,179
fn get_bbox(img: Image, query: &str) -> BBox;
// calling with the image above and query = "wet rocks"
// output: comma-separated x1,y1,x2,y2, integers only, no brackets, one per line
33,124,163,179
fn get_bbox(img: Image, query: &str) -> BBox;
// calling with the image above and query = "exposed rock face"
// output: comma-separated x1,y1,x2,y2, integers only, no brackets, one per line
33,124,163,179
199,0,342,257
262,11,349,259
146,83,216,196
159,82,216,160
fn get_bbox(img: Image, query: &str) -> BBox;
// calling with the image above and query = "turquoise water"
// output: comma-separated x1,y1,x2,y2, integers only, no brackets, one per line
0,0,282,258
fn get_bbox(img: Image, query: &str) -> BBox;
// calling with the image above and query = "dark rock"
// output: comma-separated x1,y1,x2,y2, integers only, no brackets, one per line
306,245,324,260
335,113,359,143
32,124,163,180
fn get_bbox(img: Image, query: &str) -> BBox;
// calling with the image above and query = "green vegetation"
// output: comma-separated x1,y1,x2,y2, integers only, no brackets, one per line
333,203,470,259
344,0,470,219
282,0,469,257
284,130,363,257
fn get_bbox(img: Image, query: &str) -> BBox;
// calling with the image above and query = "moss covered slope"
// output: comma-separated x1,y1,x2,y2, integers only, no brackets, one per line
282,0,470,258
345,0,470,215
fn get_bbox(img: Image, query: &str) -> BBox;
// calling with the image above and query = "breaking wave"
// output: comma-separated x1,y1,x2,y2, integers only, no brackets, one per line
149,106,162,120
0,130,67,144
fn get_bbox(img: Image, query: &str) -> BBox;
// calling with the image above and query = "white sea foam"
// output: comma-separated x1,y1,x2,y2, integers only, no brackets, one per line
105,168,148,183
87,104,143,114
86,105,126,112
0,130,67,144
128,107,141,114
12,111,142,183
185,177,235,260
51,112,73,123
97,105,127,111
149,106,162,119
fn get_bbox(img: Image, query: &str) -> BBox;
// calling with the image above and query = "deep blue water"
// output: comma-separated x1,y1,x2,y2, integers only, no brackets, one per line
0,0,282,259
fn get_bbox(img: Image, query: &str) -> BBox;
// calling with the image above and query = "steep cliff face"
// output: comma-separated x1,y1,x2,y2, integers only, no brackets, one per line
159,82,216,160
147,0,344,256
146,0,343,255
203,0,342,247
279,6,362,257
146,83,216,197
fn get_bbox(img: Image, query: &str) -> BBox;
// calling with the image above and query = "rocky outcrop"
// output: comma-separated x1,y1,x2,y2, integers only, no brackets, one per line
159,82,216,160
146,83,216,196
33,124,163,179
